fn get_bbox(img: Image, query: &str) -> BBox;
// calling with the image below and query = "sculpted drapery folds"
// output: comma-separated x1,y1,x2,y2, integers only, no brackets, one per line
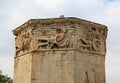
14,19,107,56
15,30,32,56
36,26,106,54
37,27,77,49
15,25,106,56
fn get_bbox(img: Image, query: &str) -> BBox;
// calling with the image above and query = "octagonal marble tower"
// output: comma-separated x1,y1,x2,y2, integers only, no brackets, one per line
12,16,107,83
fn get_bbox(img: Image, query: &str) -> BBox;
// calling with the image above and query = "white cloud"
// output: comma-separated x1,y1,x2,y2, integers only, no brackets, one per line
106,47,120,83
34,0,65,9
0,55,14,78
102,1,120,26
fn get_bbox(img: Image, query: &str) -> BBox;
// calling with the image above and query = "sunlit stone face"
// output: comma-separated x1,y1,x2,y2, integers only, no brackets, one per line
13,17,107,83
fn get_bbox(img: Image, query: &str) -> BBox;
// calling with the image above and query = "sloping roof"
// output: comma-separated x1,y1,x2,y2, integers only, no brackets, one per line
12,17,107,36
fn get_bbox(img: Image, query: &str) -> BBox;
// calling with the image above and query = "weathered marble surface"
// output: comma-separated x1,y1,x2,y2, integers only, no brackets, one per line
13,16,107,83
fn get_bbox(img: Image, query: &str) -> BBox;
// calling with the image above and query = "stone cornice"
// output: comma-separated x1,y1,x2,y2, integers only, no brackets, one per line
14,49,106,59
12,17,108,36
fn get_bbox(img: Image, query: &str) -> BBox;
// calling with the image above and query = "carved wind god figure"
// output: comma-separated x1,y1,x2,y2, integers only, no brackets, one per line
37,28,69,49
55,28,70,48
77,27,106,54
15,30,32,56
36,27,78,50
55,27,79,49
37,36,56,49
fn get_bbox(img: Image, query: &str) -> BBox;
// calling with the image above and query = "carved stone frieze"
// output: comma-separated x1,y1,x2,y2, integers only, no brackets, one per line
35,26,78,50
77,27,106,54
13,17,107,56
15,29,32,56
33,24,107,54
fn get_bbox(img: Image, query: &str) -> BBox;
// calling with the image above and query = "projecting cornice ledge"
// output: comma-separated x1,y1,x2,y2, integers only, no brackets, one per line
12,17,108,36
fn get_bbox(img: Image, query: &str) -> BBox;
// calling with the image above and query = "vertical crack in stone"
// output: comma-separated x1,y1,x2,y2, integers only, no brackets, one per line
85,71,89,83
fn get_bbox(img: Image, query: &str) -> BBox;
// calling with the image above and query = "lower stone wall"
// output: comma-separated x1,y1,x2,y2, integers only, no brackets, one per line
32,50,75,83
13,53,32,83
74,51,105,83
31,50,105,83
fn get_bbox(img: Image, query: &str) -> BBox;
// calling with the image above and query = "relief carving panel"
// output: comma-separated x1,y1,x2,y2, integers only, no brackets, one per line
80,27,106,54
15,29,32,56
36,25,79,50
14,23,107,56
34,24,106,54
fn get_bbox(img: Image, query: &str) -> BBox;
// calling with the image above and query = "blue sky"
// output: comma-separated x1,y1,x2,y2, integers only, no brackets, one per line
0,0,120,83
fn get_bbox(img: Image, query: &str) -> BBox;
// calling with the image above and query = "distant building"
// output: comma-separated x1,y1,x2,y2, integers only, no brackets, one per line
12,16,108,83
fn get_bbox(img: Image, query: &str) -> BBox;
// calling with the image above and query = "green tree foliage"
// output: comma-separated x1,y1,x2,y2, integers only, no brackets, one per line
0,70,13,83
